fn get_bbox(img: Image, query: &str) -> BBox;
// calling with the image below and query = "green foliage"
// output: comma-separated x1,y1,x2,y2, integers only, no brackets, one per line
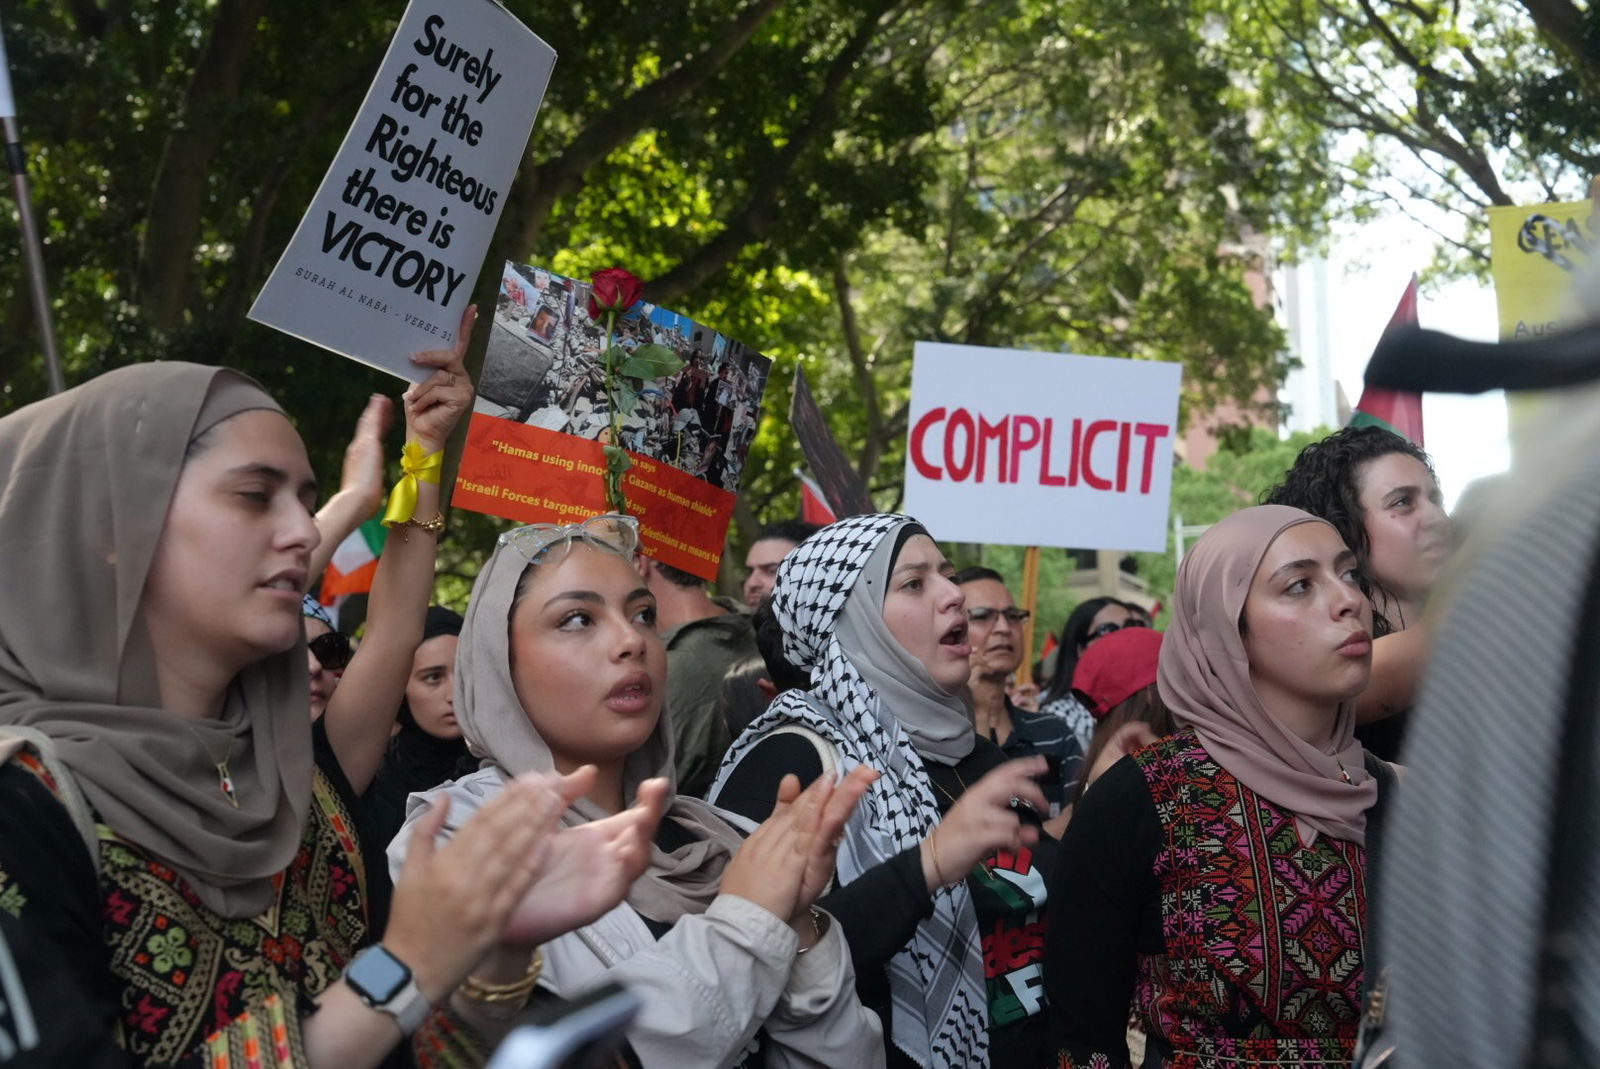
1129,426,1335,598
1222,0,1599,280
2,0,1364,594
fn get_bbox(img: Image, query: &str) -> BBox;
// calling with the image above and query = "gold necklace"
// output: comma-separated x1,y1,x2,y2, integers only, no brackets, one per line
192,723,241,808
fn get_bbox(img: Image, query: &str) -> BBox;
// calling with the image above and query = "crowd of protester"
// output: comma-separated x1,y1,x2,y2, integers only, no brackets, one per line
13,306,1581,1069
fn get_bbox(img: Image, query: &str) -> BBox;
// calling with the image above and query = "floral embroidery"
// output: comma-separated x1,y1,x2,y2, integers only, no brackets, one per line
147,925,194,973
1129,729,1366,1069
85,769,371,1064
0,872,24,918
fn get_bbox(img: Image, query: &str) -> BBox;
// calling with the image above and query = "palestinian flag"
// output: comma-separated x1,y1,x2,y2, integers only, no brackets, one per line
798,471,838,525
1350,275,1425,446
320,518,387,605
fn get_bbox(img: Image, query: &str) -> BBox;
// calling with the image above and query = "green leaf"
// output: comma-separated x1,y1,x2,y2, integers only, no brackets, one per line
614,383,638,414
600,345,629,370
617,344,683,380
602,444,634,474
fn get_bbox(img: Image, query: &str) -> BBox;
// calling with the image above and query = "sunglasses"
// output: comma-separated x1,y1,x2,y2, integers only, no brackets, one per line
1087,618,1150,642
499,513,641,567
308,631,352,671
966,607,1031,625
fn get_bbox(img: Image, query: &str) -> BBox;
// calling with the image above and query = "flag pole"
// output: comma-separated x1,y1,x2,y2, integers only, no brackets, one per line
0,20,64,396
1017,545,1041,687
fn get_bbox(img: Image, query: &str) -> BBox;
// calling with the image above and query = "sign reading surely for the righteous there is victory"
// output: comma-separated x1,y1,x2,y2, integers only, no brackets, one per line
902,343,1181,552
250,0,555,381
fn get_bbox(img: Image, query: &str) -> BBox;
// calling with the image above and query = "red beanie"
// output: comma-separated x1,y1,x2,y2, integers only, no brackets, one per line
1071,627,1164,719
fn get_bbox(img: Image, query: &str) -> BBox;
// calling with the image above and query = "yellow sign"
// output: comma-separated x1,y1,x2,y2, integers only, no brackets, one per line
1488,200,1593,341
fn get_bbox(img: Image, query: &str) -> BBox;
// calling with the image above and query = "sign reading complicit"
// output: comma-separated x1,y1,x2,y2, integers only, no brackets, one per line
901,343,1182,552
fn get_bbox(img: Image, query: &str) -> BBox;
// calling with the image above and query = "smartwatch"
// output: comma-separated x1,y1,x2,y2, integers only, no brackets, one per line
344,945,430,1035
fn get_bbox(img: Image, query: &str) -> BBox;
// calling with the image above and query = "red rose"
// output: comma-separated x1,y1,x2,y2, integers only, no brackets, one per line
588,267,644,318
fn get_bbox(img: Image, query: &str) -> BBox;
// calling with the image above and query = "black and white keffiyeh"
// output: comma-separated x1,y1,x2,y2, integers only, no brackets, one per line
713,513,988,1068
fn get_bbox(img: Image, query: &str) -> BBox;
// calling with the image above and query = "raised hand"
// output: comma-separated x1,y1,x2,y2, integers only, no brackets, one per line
922,757,1049,891
498,777,670,946
335,394,394,517
793,764,878,915
382,766,594,1001
404,304,478,454
719,773,834,925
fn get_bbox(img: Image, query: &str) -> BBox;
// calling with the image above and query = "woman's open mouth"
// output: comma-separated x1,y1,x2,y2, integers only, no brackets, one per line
939,621,972,657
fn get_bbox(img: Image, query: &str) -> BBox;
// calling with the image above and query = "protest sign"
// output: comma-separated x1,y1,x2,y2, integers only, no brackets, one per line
790,366,874,518
453,262,772,579
1488,199,1592,341
902,343,1180,552
249,0,555,381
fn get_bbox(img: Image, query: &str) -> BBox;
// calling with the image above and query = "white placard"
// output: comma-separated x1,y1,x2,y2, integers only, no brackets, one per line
0,23,16,119
902,342,1182,552
249,0,555,380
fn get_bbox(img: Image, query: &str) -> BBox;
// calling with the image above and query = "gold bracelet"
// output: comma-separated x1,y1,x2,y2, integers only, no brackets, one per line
926,828,948,887
393,513,446,541
795,906,831,955
460,947,543,1007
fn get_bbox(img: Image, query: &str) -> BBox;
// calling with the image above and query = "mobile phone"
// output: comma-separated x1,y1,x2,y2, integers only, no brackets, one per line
1008,795,1044,829
485,982,641,1069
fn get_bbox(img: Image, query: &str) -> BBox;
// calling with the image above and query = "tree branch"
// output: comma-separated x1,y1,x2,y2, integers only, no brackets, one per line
830,255,891,483
215,67,375,333
500,0,787,255
645,0,906,301
134,0,272,328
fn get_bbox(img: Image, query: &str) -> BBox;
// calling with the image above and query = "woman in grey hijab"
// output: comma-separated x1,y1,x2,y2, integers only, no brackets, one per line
0,340,656,1066
712,513,1055,1069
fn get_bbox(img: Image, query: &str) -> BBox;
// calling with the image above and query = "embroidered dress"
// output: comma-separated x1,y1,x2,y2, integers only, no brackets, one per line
0,730,488,1068
1046,729,1367,1069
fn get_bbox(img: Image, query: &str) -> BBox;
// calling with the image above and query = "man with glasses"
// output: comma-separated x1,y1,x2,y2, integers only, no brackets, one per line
952,567,1082,836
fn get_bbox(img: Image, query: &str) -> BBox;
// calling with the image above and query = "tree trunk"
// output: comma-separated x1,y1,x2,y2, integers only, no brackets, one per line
134,0,271,329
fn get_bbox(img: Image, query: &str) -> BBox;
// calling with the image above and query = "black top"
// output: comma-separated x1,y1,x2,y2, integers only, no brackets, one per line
361,728,473,860
0,722,412,1069
1354,710,1407,763
716,732,1055,1068
1043,756,1165,1063
998,700,1086,814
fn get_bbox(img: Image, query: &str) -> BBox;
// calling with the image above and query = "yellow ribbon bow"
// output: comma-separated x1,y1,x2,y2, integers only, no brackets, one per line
382,442,443,527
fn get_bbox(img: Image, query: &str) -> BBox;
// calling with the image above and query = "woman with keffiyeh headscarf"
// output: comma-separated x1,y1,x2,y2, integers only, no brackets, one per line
712,513,1058,1069
1043,505,1394,1068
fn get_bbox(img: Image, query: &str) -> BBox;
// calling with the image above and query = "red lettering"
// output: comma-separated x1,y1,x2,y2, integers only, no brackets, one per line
1039,419,1067,486
977,414,1010,483
1135,422,1170,493
910,407,946,480
1009,416,1041,484
1081,419,1116,490
1115,422,1132,492
946,407,976,481
1069,418,1083,487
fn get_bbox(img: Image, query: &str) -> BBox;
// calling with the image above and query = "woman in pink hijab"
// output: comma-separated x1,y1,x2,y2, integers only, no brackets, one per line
1043,504,1395,1068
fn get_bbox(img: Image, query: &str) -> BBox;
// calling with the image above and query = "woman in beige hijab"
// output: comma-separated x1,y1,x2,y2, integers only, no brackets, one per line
0,331,659,1067
1043,505,1393,1069
390,515,885,1068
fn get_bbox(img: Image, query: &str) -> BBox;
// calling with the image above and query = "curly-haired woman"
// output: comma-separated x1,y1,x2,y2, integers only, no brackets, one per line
1263,425,1452,758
